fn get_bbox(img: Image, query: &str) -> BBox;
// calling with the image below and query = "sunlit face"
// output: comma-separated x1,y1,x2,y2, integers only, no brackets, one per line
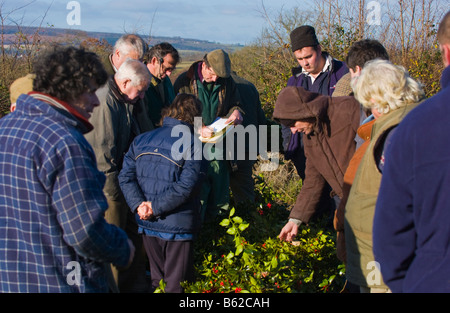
114,50,141,69
147,54,177,80
201,62,218,83
159,54,177,79
290,121,315,136
294,46,323,76
69,81,100,120
120,80,149,103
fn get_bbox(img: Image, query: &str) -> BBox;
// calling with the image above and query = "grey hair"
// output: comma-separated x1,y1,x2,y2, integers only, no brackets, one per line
115,58,151,86
113,34,147,60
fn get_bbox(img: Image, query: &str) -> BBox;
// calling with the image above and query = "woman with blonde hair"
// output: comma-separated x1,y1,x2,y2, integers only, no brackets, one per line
352,59,425,117
343,59,425,293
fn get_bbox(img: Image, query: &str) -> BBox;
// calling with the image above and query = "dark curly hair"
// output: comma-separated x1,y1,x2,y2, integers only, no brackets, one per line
161,93,202,126
32,46,108,103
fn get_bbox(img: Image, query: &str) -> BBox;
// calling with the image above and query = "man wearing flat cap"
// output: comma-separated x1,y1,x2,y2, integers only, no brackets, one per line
174,49,244,221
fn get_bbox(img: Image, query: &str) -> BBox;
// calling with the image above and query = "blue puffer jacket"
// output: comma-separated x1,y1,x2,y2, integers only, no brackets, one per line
119,117,206,236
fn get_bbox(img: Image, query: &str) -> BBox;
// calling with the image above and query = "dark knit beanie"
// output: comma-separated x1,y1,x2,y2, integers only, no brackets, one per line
290,25,320,52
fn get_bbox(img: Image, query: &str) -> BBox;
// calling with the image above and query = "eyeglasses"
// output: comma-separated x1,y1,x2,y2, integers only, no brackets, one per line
159,58,176,75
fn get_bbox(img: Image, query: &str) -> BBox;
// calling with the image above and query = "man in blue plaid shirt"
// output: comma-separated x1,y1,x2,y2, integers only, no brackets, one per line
0,46,135,292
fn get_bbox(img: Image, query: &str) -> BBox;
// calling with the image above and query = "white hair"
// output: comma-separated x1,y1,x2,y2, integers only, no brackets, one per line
352,59,425,114
115,58,150,86
113,34,147,60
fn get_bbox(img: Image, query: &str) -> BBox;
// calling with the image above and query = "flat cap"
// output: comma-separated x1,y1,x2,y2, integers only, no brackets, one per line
10,73,35,104
206,49,231,78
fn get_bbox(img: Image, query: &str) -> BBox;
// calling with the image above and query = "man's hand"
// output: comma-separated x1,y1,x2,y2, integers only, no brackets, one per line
278,220,299,242
226,109,243,125
200,126,214,138
137,201,153,220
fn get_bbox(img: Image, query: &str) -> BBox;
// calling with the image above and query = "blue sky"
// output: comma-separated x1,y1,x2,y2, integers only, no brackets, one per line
2,0,307,45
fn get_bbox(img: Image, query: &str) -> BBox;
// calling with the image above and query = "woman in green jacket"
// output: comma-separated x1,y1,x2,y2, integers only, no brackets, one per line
344,59,425,293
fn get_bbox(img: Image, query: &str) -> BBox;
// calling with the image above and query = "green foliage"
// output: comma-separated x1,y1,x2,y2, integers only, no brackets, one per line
230,45,295,118
180,176,345,293
407,49,444,98
154,279,167,293
0,85,10,117
319,24,360,63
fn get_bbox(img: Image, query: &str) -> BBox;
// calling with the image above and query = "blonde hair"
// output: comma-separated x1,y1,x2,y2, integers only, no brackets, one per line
351,59,425,114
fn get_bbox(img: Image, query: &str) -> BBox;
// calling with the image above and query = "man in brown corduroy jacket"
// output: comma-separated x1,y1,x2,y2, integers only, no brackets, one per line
273,86,361,241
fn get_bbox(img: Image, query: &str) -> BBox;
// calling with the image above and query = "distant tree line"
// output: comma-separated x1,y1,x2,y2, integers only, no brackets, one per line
1,0,446,117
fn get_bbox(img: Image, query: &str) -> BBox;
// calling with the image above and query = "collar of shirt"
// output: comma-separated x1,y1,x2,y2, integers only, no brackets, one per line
150,74,162,87
197,61,205,82
302,53,333,84
28,91,94,133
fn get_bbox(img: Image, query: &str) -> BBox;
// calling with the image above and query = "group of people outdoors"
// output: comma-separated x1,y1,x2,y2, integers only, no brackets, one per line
0,10,449,293
0,32,264,293
274,12,450,293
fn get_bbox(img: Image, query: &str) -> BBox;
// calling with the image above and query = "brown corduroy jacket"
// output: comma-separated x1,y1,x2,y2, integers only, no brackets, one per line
273,86,361,224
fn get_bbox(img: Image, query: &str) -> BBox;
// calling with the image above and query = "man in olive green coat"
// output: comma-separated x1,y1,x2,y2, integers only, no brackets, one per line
174,49,244,221
85,59,151,292
103,34,147,77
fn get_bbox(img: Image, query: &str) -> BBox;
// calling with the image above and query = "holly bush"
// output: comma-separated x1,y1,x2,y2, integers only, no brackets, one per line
179,174,346,293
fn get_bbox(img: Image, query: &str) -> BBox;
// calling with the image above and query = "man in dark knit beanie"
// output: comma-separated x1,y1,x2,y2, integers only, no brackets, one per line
288,25,348,95
290,25,320,55
283,25,349,175
280,25,349,239
284,24,348,177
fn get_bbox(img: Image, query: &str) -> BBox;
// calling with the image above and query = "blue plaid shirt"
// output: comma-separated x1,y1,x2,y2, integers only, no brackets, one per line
0,94,130,292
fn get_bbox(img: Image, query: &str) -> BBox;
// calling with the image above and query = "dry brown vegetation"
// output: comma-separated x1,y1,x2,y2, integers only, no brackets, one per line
2,0,446,117
230,0,446,118
1,1,447,200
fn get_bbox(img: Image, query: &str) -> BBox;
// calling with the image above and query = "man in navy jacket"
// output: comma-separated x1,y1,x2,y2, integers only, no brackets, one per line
282,25,348,181
281,26,348,230
373,11,450,293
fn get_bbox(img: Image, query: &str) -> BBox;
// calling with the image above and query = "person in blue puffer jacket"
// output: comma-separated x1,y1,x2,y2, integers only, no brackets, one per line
119,93,206,293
